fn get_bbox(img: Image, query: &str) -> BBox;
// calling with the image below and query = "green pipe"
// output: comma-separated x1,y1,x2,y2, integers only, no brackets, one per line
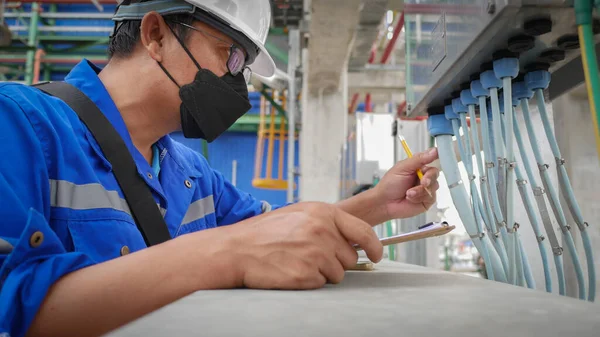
385,220,396,260
201,139,209,162
265,41,288,64
43,64,51,81
260,88,289,122
581,24,600,152
24,2,40,85
405,14,414,110
576,0,600,162
269,28,288,36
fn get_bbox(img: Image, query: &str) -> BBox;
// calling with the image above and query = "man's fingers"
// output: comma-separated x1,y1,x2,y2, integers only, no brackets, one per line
396,147,439,174
420,167,440,187
318,256,346,284
406,184,437,203
333,208,383,263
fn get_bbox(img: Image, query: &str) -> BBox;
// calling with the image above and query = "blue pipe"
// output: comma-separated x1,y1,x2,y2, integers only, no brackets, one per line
534,88,596,302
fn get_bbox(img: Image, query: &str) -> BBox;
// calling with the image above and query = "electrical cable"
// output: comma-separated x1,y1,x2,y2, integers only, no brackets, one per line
481,68,513,275
518,98,565,295
534,88,595,301
497,99,537,289
446,104,497,281
522,70,586,299
428,112,507,282
473,78,514,281
494,54,523,286
462,89,510,276
508,82,553,292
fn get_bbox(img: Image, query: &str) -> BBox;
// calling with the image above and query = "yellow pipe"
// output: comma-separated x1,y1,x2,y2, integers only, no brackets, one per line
578,25,600,158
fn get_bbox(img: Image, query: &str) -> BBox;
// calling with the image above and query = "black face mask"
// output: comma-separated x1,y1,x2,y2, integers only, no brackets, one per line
158,25,251,142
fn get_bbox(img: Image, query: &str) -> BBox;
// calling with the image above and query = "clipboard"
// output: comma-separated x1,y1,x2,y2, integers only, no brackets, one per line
354,221,455,251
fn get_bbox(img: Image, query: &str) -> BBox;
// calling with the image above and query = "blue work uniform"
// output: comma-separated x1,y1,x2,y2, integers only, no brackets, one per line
0,60,278,337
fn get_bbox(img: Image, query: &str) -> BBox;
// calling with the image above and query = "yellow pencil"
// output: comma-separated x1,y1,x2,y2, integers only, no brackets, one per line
398,135,433,198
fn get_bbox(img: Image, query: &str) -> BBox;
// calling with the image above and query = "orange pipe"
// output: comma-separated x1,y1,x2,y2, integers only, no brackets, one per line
32,49,45,84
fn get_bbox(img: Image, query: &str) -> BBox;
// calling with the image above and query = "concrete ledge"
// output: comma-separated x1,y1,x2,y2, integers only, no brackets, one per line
107,261,600,337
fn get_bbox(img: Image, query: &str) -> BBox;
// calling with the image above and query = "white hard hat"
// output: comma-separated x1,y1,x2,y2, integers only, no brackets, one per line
113,0,276,77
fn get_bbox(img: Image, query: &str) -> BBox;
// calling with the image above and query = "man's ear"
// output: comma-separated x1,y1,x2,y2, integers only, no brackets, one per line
140,11,167,62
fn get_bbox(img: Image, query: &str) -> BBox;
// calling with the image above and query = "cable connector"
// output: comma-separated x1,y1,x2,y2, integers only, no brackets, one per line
460,89,478,106
481,69,503,90
525,68,551,91
513,81,533,100
470,79,489,98
452,98,468,114
427,109,454,137
493,50,520,80
444,104,459,120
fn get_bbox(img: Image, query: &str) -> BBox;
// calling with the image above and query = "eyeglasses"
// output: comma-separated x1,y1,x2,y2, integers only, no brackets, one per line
172,21,252,83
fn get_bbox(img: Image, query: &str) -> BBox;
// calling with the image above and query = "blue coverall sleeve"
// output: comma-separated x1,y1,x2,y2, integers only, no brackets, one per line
0,93,94,337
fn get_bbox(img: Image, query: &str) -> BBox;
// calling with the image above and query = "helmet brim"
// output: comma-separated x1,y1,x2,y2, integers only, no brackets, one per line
250,43,276,78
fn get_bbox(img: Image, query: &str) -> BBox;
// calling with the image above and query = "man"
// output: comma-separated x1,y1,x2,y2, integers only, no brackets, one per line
0,0,440,336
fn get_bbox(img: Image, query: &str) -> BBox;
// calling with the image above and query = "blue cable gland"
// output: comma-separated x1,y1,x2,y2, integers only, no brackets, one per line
493,57,519,80
525,70,551,91
460,89,477,106
470,79,488,98
452,98,468,114
428,114,454,137
480,70,503,90
445,104,458,120
513,81,533,100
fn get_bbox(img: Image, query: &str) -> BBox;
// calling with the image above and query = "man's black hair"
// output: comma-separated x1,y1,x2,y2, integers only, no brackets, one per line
107,0,195,59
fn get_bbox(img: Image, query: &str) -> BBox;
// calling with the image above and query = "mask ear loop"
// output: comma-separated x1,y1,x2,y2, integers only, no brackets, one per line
157,62,181,88
165,21,203,71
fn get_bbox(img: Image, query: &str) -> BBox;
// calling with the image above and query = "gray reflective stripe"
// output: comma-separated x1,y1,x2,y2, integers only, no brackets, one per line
50,179,166,216
261,201,272,213
50,179,131,214
181,195,215,225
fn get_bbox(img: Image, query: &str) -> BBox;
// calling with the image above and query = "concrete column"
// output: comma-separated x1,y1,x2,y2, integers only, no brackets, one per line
553,86,600,301
299,59,348,203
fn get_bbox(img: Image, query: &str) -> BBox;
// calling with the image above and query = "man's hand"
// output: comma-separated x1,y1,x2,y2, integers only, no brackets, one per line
337,147,440,225
374,147,440,220
220,202,383,289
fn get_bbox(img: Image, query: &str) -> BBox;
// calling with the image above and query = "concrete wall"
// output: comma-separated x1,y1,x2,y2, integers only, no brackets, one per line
553,87,600,300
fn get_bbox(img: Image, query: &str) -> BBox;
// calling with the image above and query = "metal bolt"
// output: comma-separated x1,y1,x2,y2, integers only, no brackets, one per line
487,0,496,14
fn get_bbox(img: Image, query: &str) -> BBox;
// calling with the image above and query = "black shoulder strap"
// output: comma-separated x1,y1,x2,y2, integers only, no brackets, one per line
35,81,172,247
